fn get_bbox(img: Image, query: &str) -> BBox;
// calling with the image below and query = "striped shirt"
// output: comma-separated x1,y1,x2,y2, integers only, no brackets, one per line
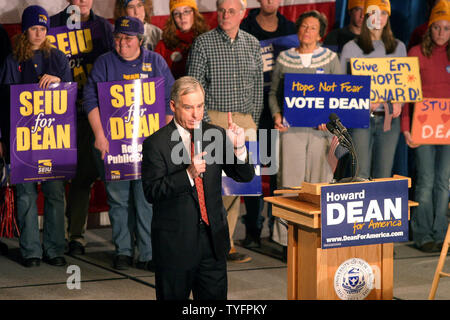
186,27,264,126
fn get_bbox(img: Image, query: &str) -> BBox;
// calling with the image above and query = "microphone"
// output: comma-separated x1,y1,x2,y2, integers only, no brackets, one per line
326,115,352,150
326,113,365,183
329,113,351,141
193,128,203,178
325,121,339,135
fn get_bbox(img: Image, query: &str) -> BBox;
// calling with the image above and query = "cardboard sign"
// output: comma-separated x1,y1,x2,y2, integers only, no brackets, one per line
47,20,111,89
222,141,262,196
283,73,371,128
10,83,78,184
350,57,422,103
321,180,409,249
411,98,450,144
260,34,299,93
97,78,166,181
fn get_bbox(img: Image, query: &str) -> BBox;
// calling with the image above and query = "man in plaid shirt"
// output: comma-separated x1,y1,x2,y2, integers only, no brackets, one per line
187,0,263,263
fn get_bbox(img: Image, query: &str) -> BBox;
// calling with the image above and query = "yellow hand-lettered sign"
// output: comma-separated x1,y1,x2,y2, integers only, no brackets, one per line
350,57,422,103
411,98,450,145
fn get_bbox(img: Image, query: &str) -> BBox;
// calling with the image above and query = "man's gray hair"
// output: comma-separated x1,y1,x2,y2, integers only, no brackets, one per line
170,76,205,105
216,0,247,11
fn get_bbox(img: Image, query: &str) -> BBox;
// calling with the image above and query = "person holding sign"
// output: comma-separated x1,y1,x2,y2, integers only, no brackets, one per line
0,5,72,267
186,0,263,263
50,0,115,256
141,76,254,300
268,10,342,248
340,0,407,180
155,0,209,79
83,16,174,270
114,0,162,51
401,0,450,253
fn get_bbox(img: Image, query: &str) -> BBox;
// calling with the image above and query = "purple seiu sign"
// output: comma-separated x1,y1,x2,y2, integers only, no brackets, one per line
321,180,409,249
10,83,78,184
97,78,166,181
47,20,111,90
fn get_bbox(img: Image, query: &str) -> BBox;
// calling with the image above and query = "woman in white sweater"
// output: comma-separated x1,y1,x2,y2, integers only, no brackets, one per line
269,10,342,247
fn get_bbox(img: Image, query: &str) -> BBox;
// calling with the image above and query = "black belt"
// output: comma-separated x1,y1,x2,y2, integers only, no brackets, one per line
371,111,385,117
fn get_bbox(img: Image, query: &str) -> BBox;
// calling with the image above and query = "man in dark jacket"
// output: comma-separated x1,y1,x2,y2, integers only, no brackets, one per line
142,76,254,300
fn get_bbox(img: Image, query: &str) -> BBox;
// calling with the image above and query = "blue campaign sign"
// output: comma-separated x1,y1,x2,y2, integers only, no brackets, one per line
260,34,299,93
320,180,409,249
222,141,261,196
283,73,371,128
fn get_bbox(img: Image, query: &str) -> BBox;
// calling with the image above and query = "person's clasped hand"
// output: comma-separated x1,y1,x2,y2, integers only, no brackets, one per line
38,74,61,89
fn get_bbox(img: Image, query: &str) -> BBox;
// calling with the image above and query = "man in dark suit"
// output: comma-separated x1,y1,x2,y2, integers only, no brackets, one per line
142,76,255,300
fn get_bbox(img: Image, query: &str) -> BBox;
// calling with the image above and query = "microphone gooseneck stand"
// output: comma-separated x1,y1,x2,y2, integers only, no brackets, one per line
326,113,367,183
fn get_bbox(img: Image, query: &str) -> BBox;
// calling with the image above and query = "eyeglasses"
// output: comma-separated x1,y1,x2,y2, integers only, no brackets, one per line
173,8,193,19
217,8,239,17
114,34,137,43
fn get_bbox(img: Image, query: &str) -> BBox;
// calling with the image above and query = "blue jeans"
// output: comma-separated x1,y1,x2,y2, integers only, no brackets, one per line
93,147,153,261
350,116,400,179
412,145,450,246
16,180,65,259
105,179,153,261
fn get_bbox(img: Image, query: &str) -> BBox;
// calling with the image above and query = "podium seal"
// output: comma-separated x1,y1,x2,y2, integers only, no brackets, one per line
334,258,374,300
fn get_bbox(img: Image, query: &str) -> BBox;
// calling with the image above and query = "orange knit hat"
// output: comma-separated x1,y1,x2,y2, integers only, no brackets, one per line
169,0,198,12
348,0,365,10
364,0,391,16
428,0,450,26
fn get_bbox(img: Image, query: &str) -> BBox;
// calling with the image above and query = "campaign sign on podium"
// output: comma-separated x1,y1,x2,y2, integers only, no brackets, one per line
321,180,409,249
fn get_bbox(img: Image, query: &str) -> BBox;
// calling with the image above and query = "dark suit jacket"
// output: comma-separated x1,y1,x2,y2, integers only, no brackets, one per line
142,120,255,270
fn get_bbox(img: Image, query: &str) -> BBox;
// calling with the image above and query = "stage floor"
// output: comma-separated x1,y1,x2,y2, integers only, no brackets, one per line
0,203,449,300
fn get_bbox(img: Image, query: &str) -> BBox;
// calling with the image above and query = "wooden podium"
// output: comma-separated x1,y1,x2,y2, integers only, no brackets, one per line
264,176,418,300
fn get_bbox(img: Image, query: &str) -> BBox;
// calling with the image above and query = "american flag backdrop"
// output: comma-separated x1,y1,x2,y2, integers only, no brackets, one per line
0,0,335,38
